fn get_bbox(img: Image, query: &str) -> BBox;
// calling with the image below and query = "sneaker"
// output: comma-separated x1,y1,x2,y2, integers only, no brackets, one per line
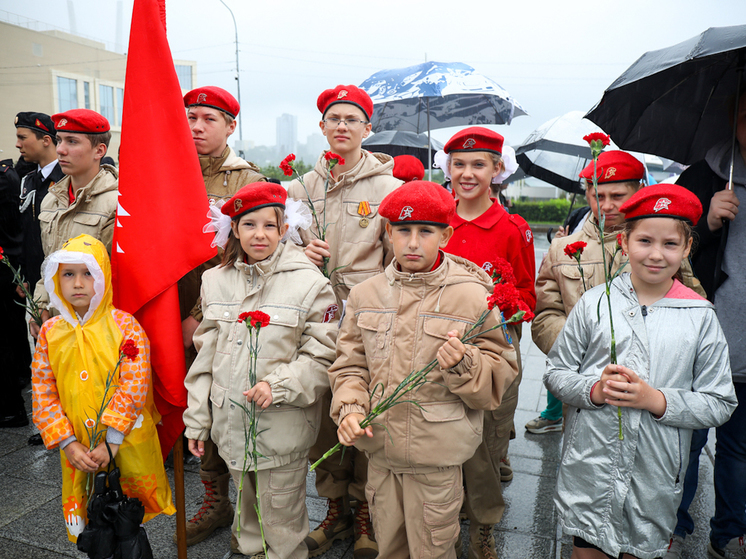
708,536,746,559
525,415,563,434
304,496,354,557
499,456,513,482
664,535,685,558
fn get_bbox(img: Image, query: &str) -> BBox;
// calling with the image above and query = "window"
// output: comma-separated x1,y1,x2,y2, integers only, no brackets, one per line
99,84,115,123
84,82,91,109
116,88,124,125
175,64,193,90
58,77,77,112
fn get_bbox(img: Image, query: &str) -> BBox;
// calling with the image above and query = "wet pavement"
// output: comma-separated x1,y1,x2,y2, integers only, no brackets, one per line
0,241,718,558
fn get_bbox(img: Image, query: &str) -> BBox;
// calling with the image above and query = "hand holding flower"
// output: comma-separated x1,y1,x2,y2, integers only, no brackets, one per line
88,441,119,469
64,441,100,473
436,331,466,369
599,365,667,416
304,238,331,267
338,413,373,447
244,381,273,409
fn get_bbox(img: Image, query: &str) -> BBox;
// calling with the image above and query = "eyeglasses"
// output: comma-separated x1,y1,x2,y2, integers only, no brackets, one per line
323,118,369,130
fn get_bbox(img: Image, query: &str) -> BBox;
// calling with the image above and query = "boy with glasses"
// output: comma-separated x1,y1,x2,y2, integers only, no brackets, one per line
288,84,401,559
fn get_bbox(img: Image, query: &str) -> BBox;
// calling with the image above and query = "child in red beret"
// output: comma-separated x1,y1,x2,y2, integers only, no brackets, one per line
180,86,267,545
329,180,519,559
436,126,535,556
287,84,402,557
183,182,338,558
545,183,736,559
30,109,118,339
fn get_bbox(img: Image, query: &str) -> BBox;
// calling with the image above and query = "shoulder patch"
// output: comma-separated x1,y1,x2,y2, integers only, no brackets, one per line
508,214,534,246
322,304,339,324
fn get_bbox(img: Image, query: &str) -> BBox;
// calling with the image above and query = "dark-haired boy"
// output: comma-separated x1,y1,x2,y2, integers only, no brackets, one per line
15,111,64,291
330,180,519,559
30,109,117,337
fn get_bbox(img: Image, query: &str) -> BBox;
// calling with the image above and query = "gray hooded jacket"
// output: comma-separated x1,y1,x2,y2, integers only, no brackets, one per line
544,273,736,559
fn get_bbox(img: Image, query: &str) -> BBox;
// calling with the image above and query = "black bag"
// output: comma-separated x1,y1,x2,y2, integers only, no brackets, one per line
76,443,153,559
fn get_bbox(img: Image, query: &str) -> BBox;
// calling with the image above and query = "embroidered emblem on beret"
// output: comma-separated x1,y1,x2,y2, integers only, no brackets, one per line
234,198,243,213
398,206,414,220
58,118,68,128
338,90,348,99
197,93,207,103
653,198,671,212
463,138,476,149
604,167,617,180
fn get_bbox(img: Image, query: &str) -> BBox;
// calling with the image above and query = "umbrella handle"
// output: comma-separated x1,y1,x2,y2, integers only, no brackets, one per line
727,53,745,191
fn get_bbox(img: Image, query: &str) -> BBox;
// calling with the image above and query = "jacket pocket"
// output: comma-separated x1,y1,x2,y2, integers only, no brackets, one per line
210,380,227,408
343,201,380,244
420,314,470,367
204,302,240,349
410,400,482,466
357,311,394,360
72,211,106,227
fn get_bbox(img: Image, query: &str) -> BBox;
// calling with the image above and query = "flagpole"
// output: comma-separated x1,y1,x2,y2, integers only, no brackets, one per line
219,0,242,143
173,434,187,559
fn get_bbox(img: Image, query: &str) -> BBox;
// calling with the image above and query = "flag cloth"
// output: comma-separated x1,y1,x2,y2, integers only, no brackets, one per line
112,0,215,459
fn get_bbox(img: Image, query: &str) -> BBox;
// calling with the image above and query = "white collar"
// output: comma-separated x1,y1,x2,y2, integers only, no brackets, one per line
39,159,59,181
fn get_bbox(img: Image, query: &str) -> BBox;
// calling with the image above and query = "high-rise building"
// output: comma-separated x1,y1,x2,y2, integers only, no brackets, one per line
276,113,298,156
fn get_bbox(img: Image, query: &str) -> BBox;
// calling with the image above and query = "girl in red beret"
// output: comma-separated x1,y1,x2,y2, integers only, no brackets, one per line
545,183,736,559
183,183,338,558
437,126,535,557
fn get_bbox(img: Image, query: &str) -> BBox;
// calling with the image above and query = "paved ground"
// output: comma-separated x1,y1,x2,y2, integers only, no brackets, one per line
0,241,718,558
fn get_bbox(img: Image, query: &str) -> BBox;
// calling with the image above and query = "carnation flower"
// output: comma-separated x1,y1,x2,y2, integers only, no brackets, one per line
489,257,516,286
279,153,296,177
121,339,139,360
583,132,611,159
563,241,587,259
239,310,271,329
324,151,345,167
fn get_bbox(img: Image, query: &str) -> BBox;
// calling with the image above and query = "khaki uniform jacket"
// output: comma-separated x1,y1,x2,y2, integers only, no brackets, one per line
329,254,519,469
180,146,266,321
183,242,338,470
287,150,402,306
34,164,118,309
531,216,705,356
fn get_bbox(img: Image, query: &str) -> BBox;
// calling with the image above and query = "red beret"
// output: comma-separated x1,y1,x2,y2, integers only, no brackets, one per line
52,109,110,134
379,181,455,226
579,150,644,185
317,85,374,121
184,86,240,118
444,127,504,155
222,182,287,220
392,155,425,182
620,183,702,225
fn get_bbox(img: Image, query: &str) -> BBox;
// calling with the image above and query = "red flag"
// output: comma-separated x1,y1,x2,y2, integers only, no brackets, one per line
113,0,215,458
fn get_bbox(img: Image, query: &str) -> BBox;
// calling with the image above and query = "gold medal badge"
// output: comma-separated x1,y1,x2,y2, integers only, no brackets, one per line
358,201,371,228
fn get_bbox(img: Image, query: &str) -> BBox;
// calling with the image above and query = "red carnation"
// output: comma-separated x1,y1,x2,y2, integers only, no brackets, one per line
487,282,522,319
324,152,345,167
279,153,296,177
239,310,271,329
490,257,516,286
583,133,611,147
0,246,4,261
564,241,587,260
121,339,139,361
516,300,535,323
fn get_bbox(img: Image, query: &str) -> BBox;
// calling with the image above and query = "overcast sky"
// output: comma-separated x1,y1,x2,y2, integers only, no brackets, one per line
2,0,746,152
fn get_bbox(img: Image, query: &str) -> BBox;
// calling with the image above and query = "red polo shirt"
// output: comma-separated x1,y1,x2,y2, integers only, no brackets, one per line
445,199,536,311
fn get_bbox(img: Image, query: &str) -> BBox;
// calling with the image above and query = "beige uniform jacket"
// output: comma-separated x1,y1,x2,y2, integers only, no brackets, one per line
329,254,519,469
183,242,338,470
287,150,402,306
531,216,705,356
180,146,266,321
34,164,118,309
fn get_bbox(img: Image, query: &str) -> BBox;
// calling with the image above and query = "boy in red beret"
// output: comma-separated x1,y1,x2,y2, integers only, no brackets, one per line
29,109,117,338
179,85,267,547
438,126,534,558
287,84,401,558
329,180,519,559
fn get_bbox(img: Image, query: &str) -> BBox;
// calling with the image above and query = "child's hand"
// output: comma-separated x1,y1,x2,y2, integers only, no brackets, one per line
188,439,205,458
338,413,373,447
305,239,331,267
437,331,466,369
244,381,273,409
88,442,120,469
29,309,50,339
63,441,100,473
601,365,667,416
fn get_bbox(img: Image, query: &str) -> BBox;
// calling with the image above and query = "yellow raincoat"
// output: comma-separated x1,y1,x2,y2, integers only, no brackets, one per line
31,234,174,542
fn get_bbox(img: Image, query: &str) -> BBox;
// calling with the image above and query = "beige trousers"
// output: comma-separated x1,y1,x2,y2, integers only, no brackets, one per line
366,454,463,559
229,457,309,559
463,326,523,525
309,391,368,501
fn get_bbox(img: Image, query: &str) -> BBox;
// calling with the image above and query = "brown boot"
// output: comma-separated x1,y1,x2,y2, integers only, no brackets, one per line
304,496,354,557
468,523,497,559
353,500,378,559
176,470,234,547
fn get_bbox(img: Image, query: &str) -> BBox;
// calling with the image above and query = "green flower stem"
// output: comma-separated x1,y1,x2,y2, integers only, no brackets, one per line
591,157,623,440
1,256,43,325
310,310,525,471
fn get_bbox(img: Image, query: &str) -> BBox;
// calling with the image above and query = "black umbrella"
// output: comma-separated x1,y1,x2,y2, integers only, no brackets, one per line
586,24,746,173
362,131,443,168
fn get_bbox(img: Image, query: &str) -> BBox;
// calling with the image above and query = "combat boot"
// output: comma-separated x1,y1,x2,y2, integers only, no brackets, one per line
353,500,378,559
468,523,497,559
304,496,354,557
176,470,234,546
